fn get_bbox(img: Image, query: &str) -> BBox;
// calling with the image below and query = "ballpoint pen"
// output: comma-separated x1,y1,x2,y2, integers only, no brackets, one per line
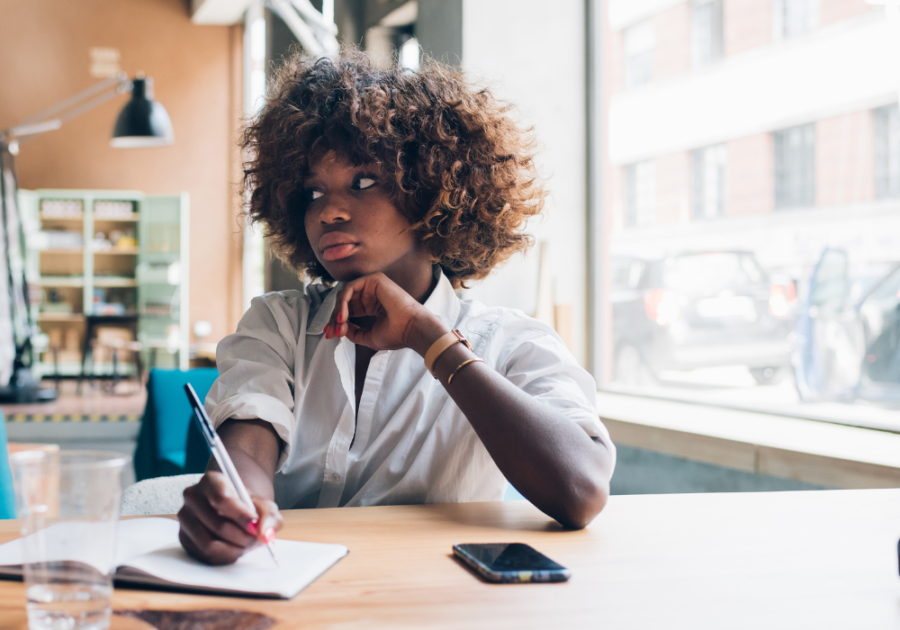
184,383,279,566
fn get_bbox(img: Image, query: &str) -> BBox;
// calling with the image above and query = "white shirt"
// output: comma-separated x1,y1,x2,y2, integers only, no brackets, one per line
206,270,616,510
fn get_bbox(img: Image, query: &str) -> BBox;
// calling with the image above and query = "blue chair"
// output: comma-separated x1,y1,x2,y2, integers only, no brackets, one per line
133,368,217,481
0,411,15,518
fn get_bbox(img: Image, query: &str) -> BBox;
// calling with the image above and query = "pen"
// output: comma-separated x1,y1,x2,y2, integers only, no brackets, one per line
184,383,279,566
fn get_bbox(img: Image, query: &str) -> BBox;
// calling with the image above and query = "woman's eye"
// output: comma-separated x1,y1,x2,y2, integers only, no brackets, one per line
309,190,324,201
357,177,376,190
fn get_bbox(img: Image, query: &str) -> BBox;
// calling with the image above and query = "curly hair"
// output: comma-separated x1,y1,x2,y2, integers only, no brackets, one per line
241,47,545,288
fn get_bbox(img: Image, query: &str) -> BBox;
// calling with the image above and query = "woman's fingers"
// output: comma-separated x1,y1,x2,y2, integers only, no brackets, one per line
252,495,284,545
178,508,247,566
177,471,261,565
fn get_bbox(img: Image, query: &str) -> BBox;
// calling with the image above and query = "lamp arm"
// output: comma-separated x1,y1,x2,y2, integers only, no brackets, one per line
1,73,130,143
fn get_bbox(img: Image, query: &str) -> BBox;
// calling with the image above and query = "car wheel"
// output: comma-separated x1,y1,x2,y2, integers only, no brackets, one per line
749,366,784,386
614,345,655,386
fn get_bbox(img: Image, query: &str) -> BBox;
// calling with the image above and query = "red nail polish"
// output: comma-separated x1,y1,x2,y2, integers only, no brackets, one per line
263,527,276,543
247,519,258,535
337,312,343,324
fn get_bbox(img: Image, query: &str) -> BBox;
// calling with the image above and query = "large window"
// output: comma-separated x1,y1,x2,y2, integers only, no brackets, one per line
602,3,900,431
692,145,727,219
774,124,815,210
875,105,900,199
625,21,654,87
773,0,818,39
692,0,723,67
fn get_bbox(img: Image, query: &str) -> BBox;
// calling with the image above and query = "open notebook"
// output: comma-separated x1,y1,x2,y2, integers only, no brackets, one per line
0,518,348,599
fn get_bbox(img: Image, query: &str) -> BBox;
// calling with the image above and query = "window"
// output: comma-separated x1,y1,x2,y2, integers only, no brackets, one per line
875,105,900,199
624,161,656,228
625,21,654,87
692,145,727,219
692,0,723,67
600,2,900,432
774,124,815,209
773,0,818,39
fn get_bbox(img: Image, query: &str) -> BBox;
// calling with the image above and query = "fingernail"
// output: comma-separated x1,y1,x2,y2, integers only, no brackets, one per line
263,527,276,543
246,519,258,535
337,312,343,324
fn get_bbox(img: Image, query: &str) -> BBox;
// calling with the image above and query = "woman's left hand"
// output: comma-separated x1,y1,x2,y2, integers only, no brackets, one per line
325,272,447,354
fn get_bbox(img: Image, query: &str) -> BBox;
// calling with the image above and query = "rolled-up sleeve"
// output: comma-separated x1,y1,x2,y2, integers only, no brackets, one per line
205,291,304,470
488,313,616,472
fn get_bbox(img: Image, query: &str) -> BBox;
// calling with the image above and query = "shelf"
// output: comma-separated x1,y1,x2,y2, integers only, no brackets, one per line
94,214,140,223
38,277,84,287
38,313,85,322
93,277,138,288
40,248,84,255
94,248,139,255
39,213,83,222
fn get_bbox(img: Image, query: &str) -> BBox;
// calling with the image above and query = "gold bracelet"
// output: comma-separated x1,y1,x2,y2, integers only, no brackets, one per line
446,358,485,385
424,329,473,377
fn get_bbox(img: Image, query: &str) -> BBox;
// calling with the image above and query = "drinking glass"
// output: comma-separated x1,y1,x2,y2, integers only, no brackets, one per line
10,450,129,630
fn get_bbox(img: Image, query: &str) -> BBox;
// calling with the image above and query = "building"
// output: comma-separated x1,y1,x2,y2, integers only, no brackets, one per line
604,0,900,279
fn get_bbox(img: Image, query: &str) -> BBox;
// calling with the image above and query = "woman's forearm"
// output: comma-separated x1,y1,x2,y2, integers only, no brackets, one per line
213,419,283,500
409,319,613,529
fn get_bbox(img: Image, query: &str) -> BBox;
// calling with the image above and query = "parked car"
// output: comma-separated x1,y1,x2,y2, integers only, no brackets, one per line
611,251,796,385
793,248,900,405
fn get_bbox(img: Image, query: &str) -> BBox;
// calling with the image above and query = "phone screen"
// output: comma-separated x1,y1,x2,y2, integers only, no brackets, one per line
453,543,570,582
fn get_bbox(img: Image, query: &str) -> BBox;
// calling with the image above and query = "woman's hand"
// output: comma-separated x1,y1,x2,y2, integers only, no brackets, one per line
177,471,284,565
325,272,447,355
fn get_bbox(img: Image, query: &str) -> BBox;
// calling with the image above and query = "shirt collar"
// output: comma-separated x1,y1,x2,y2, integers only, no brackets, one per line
306,266,461,336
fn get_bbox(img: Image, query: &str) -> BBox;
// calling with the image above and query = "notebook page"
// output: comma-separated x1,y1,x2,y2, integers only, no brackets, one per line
114,518,181,566
117,538,348,598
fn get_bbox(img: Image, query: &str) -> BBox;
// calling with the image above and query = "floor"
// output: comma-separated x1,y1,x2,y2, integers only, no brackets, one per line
2,379,145,486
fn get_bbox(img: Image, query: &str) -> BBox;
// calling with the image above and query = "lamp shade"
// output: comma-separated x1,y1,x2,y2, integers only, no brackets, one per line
110,77,174,148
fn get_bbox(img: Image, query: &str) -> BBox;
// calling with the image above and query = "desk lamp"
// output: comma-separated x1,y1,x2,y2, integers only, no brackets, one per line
0,73,174,403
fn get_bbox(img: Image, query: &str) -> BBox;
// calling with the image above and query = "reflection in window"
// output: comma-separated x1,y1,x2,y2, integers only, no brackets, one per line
625,161,656,228
774,124,815,210
625,21,654,87
692,0,723,67
773,0,818,39
692,144,727,219
875,105,900,199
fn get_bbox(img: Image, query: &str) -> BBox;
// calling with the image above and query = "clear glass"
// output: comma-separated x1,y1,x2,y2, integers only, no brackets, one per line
10,451,129,630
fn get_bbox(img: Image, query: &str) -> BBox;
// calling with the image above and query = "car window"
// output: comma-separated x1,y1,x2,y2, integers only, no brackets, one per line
661,253,761,293
865,265,900,306
611,258,645,291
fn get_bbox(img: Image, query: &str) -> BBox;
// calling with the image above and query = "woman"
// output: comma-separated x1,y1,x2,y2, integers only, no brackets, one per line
178,49,616,565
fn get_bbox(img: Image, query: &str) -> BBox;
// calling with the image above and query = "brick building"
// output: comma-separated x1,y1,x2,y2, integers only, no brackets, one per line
603,0,900,278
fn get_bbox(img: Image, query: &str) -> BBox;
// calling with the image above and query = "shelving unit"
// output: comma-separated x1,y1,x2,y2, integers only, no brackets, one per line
19,189,190,379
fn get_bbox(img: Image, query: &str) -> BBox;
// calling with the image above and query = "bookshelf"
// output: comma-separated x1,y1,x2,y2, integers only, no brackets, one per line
19,189,190,378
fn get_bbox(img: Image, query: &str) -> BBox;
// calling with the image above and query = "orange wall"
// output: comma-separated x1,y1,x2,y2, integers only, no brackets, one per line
0,0,244,344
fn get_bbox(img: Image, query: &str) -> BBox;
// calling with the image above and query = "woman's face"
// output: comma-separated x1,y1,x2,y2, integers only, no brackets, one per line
303,152,429,285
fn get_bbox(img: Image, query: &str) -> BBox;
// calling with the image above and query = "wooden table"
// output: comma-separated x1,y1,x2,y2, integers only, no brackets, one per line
0,489,897,629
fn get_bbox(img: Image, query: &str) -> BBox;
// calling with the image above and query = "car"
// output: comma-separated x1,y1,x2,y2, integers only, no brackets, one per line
792,248,900,405
611,251,796,386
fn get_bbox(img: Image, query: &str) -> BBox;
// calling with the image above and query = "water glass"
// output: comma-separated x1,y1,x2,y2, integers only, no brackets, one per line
10,450,129,630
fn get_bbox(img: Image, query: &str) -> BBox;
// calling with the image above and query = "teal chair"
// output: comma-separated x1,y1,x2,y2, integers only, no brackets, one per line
0,411,16,518
134,368,217,481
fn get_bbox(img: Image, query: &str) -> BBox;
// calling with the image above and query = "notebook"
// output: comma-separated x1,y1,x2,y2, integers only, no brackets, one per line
0,517,348,599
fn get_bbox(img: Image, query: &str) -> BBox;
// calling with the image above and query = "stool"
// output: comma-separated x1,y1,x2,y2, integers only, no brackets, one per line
78,315,140,394
91,337,144,393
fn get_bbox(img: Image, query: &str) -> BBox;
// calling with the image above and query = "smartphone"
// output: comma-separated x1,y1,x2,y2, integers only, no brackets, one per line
452,543,571,583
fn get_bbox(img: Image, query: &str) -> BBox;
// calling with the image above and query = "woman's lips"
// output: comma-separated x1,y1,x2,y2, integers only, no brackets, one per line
322,243,359,261
318,232,360,261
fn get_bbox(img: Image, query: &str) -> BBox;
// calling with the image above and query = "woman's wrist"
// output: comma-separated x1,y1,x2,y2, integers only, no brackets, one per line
404,310,450,356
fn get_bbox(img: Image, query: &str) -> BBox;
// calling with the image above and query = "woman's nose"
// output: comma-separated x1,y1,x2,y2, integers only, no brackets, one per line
319,197,351,224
